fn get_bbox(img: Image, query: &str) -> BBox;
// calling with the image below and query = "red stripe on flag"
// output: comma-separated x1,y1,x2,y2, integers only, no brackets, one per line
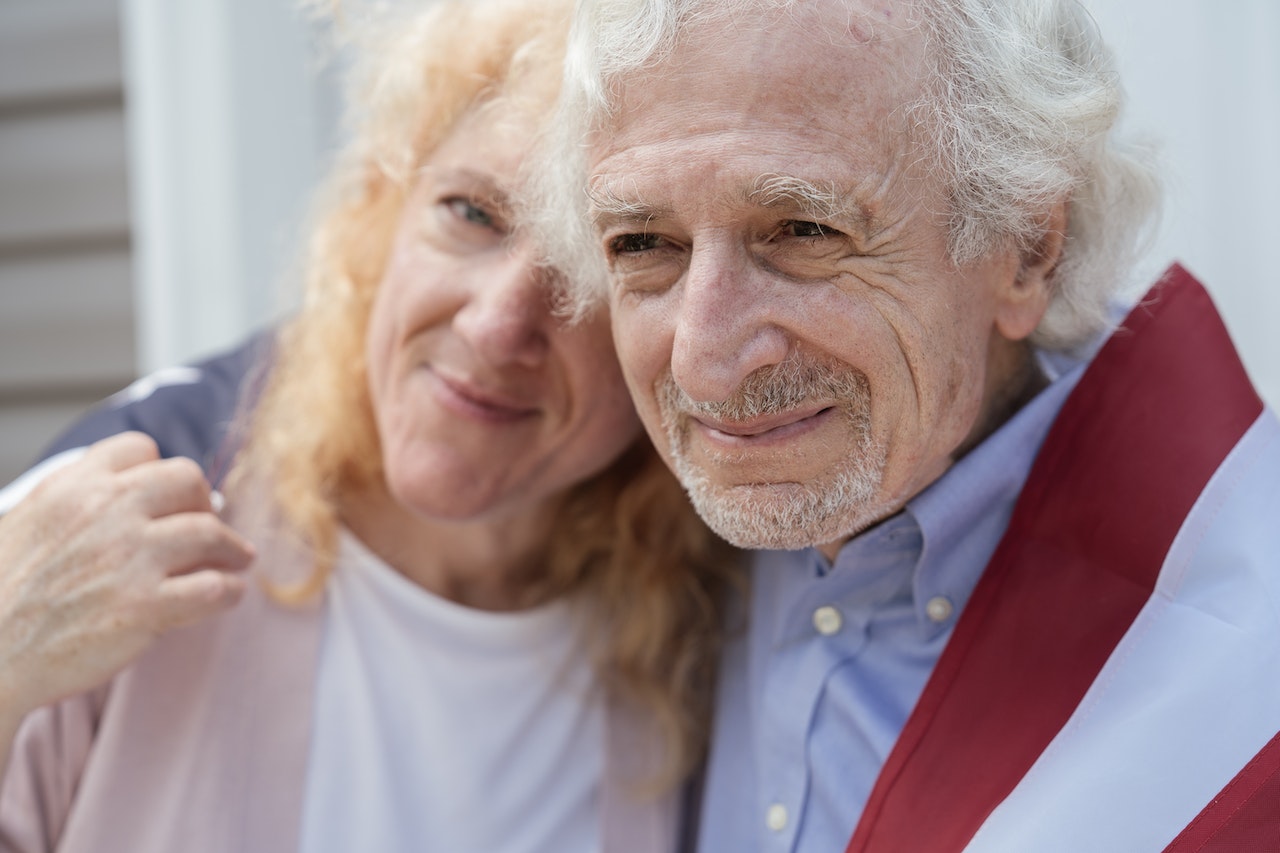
1164,730,1280,851
847,265,1263,852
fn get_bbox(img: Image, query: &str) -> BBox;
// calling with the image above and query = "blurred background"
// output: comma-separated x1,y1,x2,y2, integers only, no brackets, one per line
0,0,1277,484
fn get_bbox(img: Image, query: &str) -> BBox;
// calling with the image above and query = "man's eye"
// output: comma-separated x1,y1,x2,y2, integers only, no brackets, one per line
609,233,664,254
779,220,832,238
446,198,498,230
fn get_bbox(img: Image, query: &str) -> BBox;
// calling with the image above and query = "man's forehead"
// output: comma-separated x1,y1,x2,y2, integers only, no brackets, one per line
624,0,924,88
667,0,918,46
591,0,930,154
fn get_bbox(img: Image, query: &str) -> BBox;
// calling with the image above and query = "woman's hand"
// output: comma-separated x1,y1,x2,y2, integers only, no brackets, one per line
0,432,255,730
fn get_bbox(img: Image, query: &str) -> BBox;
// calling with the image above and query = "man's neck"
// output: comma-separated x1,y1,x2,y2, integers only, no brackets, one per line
955,337,1048,461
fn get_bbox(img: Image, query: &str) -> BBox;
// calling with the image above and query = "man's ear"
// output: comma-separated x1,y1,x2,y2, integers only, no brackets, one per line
994,200,1067,342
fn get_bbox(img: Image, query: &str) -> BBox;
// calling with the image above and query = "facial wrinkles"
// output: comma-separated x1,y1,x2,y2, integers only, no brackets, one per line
841,164,968,421
656,352,889,549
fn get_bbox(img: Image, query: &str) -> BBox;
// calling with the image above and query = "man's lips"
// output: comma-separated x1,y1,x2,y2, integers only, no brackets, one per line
430,369,540,422
689,404,836,445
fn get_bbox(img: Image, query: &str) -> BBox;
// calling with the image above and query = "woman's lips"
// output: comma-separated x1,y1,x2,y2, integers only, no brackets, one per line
430,369,540,423
691,405,836,445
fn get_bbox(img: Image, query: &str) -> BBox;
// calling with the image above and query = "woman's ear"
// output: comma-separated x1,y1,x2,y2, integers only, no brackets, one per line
995,200,1067,342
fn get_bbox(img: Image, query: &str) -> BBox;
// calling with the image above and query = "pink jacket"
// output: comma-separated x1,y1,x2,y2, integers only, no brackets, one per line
0,505,679,852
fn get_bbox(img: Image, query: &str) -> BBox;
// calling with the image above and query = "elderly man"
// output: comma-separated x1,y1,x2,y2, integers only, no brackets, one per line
539,0,1280,850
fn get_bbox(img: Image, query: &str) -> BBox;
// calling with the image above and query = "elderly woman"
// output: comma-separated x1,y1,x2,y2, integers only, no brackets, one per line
0,1,735,850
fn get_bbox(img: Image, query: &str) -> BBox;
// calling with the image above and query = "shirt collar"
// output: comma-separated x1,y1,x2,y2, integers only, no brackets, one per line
908,357,1084,638
826,349,1089,638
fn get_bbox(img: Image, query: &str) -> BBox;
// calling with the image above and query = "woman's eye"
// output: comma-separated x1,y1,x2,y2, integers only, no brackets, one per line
445,197,499,230
609,233,664,254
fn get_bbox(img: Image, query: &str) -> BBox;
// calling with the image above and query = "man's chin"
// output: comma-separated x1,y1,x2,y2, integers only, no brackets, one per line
681,477,886,552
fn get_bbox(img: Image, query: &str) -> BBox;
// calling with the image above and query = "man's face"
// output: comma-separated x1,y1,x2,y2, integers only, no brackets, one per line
588,1,1050,557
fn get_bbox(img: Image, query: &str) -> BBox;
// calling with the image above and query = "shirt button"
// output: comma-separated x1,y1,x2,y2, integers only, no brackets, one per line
926,595,955,623
766,803,789,832
812,605,843,635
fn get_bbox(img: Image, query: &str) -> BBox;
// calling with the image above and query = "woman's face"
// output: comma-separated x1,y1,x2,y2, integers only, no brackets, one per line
364,107,642,524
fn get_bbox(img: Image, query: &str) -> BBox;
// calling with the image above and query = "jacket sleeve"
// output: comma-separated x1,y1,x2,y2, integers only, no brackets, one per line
0,332,273,517
0,689,108,853
37,331,274,485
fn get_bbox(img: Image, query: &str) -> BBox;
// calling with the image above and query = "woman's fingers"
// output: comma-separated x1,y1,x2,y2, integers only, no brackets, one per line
142,512,257,578
153,569,249,632
83,431,162,472
0,433,257,717
120,454,221,519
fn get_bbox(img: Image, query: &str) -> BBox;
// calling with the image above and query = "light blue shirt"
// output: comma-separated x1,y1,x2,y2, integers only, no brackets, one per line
696,358,1086,853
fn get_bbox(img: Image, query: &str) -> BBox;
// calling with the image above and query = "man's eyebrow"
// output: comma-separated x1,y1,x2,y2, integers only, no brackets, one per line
586,181,671,231
586,173,875,232
747,173,871,228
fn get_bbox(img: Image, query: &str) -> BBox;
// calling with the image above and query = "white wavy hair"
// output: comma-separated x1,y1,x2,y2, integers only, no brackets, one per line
531,0,1161,352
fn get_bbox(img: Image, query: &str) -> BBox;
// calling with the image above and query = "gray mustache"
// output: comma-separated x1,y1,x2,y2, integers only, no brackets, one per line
659,355,871,423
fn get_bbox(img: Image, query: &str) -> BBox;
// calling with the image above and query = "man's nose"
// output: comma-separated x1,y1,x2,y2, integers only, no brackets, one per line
453,249,551,368
669,244,789,402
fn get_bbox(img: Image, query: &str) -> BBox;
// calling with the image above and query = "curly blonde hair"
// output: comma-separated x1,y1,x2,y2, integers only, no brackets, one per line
231,0,739,786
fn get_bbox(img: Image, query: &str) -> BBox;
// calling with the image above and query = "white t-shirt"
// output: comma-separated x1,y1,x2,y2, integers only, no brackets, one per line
299,532,604,853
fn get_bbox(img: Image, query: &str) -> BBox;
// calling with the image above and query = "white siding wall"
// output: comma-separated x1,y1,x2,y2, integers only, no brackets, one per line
0,0,135,483
0,0,335,485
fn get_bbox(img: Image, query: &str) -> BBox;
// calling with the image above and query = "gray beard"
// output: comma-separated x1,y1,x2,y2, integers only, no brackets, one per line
658,353,889,550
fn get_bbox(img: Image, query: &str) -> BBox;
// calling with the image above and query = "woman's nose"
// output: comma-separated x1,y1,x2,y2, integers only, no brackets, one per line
452,250,553,368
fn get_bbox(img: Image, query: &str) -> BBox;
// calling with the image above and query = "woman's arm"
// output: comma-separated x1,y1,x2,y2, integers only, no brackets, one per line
0,433,254,772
